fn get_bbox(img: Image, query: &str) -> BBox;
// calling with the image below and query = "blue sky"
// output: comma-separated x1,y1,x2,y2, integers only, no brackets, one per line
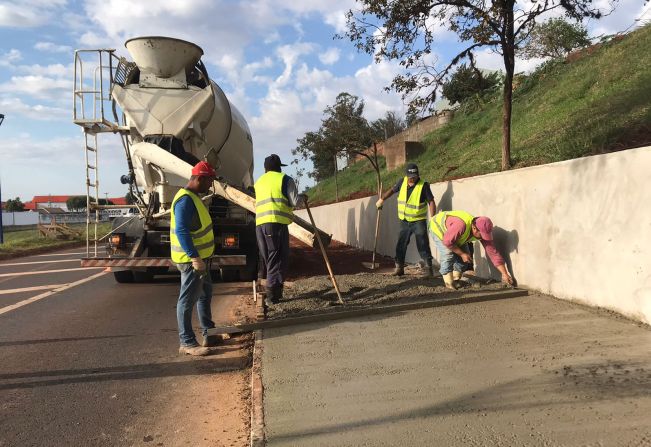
0,0,648,202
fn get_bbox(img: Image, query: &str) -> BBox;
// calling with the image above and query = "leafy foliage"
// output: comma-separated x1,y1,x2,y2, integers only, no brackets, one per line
342,0,610,170
442,64,502,105
66,196,87,212
521,18,591,59
4,197,25,212
369,111,407,141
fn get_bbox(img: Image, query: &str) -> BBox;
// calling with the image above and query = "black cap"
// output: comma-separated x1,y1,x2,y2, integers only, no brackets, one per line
264,154,287,171
405,163,419,178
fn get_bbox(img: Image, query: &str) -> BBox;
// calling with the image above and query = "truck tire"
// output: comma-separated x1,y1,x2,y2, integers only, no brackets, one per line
133,271,153,283
113,270,134,283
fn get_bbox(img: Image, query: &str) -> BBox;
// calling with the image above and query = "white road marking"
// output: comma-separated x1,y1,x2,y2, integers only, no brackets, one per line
34,252,87,257
0,259,79,267
0,284,67,295
0,271,107,316
0,267,103,278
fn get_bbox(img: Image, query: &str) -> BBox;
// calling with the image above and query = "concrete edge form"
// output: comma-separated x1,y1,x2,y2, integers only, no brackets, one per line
250,329,265,447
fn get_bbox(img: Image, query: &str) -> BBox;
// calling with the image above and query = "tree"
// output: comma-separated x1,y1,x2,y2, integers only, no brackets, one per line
521,18,591,59
293,92,384,199
343,0,609,170
66,196,86,212
442,64,501,105
125,191,137,205
5,197,24,212
370,111,407,141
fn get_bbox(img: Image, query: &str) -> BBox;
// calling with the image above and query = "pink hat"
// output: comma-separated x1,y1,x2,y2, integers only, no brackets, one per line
474,216,493,241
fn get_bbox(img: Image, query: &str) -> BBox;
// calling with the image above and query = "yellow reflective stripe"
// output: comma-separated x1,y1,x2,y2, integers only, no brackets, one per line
256,197,290,207
170,240,215,253
398,200,427,209
191,225,213,239
256,210,294,220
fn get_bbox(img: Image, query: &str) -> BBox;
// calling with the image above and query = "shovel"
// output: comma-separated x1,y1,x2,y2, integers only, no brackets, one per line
362,207,381,269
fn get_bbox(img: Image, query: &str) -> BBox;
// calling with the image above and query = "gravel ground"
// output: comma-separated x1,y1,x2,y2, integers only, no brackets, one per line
267,270,510,319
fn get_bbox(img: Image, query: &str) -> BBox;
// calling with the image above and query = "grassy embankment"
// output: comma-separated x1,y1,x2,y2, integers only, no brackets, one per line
0,223,112,259
307,25,651,205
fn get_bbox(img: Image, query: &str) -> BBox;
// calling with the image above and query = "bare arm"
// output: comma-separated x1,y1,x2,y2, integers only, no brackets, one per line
428,199,436,217
381,188,395,200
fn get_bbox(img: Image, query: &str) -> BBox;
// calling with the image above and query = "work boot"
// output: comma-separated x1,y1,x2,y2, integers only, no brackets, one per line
442,272,457,290
179,345,211,356
452,270,464,288
266,286,282,305
202,334,222,347
420,263,434,278
391,263,404,276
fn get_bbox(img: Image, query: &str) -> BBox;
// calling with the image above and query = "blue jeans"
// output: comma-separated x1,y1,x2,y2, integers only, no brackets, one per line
395,219,433,266
433,237,471,275
176,262,215,347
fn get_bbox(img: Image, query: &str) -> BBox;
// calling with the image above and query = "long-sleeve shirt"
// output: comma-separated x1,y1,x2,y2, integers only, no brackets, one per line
443,216,505,266
173,195,201,259
282,175,300,207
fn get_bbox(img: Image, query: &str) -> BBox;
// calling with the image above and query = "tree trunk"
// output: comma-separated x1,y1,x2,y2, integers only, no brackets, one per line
501,2,516,171
373,142,382,196
334,153,339,202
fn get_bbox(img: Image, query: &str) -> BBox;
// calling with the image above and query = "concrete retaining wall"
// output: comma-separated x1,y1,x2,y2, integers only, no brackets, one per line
297,146,651,324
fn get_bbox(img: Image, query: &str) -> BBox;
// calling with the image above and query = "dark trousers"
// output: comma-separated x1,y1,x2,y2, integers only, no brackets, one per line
465,242,474,271
395,219,433,266
256,223,289,288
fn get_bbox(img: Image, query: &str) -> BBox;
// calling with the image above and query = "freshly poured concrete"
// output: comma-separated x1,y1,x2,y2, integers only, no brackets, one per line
262,294,651,446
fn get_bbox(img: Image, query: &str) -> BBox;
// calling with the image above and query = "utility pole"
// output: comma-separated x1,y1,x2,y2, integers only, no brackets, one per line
0,114,5,245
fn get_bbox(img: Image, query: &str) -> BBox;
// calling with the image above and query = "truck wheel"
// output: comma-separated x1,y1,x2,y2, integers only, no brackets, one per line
133,271,153,283
113,270,134,283
220,268,238,282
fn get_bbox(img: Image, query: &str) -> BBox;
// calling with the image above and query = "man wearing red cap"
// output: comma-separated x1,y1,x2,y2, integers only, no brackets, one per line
429,210,514,289
170,161,217,356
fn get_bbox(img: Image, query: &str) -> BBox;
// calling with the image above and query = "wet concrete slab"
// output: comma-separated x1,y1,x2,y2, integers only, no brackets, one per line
262,293,651,446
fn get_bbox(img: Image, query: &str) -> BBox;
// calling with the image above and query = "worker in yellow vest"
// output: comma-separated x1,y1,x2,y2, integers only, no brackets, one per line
376,163,436,277
170,161,217,357
255,154,303,306
429,210,514,289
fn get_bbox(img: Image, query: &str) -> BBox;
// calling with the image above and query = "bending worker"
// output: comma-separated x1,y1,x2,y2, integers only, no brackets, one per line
170,161,217,357
429,210,514,288
376,163,436,277
254,154,302,305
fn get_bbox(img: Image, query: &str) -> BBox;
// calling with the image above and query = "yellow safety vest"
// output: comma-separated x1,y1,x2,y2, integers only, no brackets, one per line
254,171,293,226
170,189,215,263
397,177,427,221
429,210,477,246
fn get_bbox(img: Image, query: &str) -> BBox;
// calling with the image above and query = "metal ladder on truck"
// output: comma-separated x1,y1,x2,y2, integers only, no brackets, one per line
72,49,132,257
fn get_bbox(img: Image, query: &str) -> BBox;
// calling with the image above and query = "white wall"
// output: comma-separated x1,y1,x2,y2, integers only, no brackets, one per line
297,146,651,325
1,212,39,226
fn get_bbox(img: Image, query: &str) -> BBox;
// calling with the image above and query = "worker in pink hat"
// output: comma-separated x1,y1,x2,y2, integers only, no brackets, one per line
429,210,514,289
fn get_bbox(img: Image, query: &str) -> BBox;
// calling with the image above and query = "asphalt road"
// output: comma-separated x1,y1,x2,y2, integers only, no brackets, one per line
0,248,252,447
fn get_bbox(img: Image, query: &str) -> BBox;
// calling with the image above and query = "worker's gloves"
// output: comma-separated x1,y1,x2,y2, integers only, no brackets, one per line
191,257,206,272
375,198,384,209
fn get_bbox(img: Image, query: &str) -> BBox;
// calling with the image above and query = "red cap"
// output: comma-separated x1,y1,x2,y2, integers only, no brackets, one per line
191,161,216,178
474,216,493,241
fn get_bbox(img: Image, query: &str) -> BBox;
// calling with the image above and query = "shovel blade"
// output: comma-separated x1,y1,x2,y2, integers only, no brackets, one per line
362,262,380,270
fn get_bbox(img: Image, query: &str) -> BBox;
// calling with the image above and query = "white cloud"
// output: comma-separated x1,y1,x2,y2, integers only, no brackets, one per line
0,0,67,27
0,49,22,67
0,75,69,101
319,47,341,65
34,41,72,53
0,96,67,120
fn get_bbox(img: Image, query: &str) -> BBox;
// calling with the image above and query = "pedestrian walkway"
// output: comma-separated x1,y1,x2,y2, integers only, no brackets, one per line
262,294,651,446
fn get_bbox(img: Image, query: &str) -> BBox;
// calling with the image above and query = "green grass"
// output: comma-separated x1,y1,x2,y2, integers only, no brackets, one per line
0,223,112,259
307,25,651,204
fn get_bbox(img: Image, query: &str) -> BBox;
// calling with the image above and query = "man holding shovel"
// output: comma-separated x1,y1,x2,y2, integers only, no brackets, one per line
376,163,436,277
171,161,218,357
254,154,303,306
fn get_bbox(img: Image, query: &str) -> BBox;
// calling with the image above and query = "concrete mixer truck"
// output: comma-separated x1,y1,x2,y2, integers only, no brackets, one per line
73,36,328,283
